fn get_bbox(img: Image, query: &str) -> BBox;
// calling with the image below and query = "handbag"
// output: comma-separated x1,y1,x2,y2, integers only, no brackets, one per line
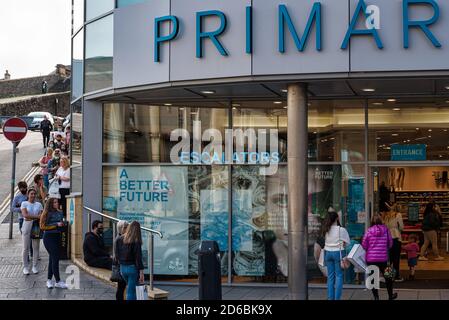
48,178,61,199
136,285,148,300
110,263,124,282
339,227,351,270
30,220,43,239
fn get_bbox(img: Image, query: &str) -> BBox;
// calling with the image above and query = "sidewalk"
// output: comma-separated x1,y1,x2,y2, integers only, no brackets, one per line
1,223,448,300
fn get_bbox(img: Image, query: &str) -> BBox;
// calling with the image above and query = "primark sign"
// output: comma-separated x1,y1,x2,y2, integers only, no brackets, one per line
114,0,449,87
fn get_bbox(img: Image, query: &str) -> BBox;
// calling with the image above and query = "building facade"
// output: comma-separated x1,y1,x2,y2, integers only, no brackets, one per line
72,0,449,294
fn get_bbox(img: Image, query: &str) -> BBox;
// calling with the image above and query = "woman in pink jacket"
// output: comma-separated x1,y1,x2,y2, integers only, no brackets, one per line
362,214,397,300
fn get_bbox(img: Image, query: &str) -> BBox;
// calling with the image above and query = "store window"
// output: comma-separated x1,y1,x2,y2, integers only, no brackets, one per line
231,165,288,283
72,0,85,33
71,31,84,101
103,165,229,280
308,164,366,285
117,0,148,7
85,15,113,93
86,0,114,21
103,104,228,163
368,100,449,161
308,100,365,162
71,100,83,194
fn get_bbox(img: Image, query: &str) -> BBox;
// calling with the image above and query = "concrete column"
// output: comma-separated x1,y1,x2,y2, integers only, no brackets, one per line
287,83,308,300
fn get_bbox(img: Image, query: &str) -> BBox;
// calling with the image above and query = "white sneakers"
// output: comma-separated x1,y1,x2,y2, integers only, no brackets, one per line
46,280,68,289
32,266,39,274
23,267,30,275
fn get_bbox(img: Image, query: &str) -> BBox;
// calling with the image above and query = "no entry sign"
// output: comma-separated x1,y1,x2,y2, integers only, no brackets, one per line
2,117,28,143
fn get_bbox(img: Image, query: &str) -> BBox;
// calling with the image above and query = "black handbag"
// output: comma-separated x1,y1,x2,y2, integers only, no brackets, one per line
30,220,43,239
110,263,123,283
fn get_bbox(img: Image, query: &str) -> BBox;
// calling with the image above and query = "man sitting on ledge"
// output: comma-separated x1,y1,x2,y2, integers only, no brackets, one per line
83,220,113,270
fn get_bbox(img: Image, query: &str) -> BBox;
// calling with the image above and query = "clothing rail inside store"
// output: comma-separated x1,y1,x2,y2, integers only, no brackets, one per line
83,206,162,292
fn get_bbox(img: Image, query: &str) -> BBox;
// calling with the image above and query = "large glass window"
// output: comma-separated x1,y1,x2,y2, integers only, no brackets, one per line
308,100,365,162
103,104,228,163
117,0,148,7
72,31,84,101
368,99,449,161
72,0,85,33
71,100,83,194
308,164,366,285
85,15,113,93
86,0,114,21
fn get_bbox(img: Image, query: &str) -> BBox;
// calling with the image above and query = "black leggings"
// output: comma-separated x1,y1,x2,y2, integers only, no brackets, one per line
116,279,127,301
369,262,394,299
43,232,61,282
59,188,70,217
389,239,402,278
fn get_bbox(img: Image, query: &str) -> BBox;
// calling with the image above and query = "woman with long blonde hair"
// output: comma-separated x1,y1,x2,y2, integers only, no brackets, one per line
55,156,70,217
381,203,404,282
115,221,144,300
40,198,68,289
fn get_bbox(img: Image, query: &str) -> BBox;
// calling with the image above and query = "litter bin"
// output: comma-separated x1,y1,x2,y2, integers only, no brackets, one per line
197,241,222,300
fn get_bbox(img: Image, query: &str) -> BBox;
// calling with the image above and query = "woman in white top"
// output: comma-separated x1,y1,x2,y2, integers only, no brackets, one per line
323,210,351,300
382,203,404,281
21,189,43,275
55,157,70,218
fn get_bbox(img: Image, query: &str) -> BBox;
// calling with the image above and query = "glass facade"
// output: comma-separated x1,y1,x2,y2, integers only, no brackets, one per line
72,31,84,101
71,100,83,194
86,0,114,21
72,0,84,33
85,15,113,93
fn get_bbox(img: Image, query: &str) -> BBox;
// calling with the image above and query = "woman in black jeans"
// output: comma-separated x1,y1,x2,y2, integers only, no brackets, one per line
114,220,129,301
40,198,68,289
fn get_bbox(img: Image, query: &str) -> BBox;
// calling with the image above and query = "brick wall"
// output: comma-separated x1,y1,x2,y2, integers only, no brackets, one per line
0,74,71,99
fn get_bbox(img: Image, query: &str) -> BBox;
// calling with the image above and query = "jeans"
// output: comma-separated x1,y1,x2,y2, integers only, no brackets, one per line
120,264,138,301
22,221,40,269
324,250,344,300
43,232,61,282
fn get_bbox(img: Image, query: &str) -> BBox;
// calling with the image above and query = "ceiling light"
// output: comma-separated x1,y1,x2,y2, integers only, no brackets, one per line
444,129,448,132
232,107,237,110
376,137,381,140
440,155,443,158
428,129,432,132
362,88,376,92
200,90,216,94
283,106,287,109
445,86,449,90
416,128,420,130
164,103,172,106
179,107,185,111
274,101,283,105
232,103,241,107
428,135,432,138
373,102,383,106
387,99,397,102
392,133,399,137
281,89,288,93
393,108,401,111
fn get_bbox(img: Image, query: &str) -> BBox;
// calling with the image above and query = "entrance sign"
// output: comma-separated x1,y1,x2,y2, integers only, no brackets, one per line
391,144,426,161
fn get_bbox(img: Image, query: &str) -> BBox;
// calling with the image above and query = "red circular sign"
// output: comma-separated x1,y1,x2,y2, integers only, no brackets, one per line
2,117,28,143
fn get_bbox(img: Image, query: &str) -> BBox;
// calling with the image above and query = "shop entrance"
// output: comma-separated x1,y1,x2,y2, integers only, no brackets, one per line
370,165,449,288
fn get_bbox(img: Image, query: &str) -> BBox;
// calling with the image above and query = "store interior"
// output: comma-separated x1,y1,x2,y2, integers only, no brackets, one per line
373,166,449,286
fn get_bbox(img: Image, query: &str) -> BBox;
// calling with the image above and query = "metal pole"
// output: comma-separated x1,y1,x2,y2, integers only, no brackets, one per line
148,233,154,292
87,212,91,233
287,83,308,300
9,142,17,240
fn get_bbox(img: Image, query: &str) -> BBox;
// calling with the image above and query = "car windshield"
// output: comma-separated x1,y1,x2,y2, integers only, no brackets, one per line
28,112,48,118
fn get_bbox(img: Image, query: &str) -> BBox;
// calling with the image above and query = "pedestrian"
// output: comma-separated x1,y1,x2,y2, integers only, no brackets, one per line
114,220,129,301
21,189,43,275
53,134,66,155
419,203,444,261
115,221,145,301
382,203,404,282
403,234,420,280
55,157,70,217
40,198,68,289
65,125,71,154
362,214,397,300
47,149,61,181
322,209,350,300
38,148,54,189
30,174,48,206
13,181,28,234
40,115,53,148
83,221,113,269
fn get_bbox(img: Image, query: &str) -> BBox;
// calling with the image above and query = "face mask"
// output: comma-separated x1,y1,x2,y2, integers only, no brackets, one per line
97,228,104,235
20,189,27,195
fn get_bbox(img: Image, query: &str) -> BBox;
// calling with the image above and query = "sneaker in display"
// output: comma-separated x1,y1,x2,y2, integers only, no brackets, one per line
55,281,68,289
434,256,444,261
46,280,54,289
23,267,30,275
418,256,428,261
32,266,39,274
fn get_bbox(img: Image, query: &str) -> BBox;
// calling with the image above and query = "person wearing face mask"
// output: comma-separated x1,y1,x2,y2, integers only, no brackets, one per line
13,181,28,234
53,134,66,155
47,149,61,181
83,220,113,270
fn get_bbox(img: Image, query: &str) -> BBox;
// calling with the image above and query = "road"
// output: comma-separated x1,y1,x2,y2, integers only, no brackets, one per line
0,131,44,205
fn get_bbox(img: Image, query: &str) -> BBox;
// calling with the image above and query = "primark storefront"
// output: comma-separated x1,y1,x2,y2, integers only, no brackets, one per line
72,0,449,296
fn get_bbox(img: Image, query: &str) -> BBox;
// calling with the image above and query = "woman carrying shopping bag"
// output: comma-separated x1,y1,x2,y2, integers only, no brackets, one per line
362,214,397,300
323,210,351,300
115,221,145,300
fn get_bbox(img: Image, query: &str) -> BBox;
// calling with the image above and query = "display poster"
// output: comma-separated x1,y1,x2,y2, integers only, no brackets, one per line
408,203,420,223
200,189,229,251
347,178,365,224
117,166,189,275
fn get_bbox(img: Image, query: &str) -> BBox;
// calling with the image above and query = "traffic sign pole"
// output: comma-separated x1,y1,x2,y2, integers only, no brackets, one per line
9,143,17,240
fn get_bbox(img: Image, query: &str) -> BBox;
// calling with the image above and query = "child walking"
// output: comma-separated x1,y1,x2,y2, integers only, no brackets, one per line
403,234,420,280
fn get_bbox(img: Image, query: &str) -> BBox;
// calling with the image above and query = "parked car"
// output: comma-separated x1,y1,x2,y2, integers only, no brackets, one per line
27,112,54,131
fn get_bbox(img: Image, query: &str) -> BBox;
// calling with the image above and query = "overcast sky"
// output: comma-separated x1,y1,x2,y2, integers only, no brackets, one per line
0,0,71,79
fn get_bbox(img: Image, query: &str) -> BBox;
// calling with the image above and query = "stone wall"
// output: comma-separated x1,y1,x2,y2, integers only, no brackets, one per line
0,92,70,118
0,74,71,99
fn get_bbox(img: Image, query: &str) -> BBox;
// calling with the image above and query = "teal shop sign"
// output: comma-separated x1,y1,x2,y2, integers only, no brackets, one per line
69,199,75,225
391,144,426,161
